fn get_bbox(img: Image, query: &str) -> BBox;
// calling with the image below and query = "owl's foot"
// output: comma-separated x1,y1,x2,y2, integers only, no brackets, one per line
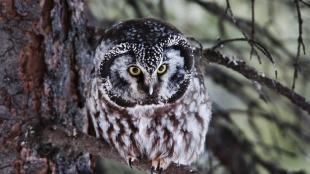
127,156,138,168
150,158,169,174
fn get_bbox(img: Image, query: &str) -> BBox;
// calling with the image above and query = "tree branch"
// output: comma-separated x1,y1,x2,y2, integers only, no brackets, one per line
40,127,199,174
203,49,310,115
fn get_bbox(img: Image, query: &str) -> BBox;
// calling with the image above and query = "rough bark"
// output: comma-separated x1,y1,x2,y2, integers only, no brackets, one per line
1,0,95,173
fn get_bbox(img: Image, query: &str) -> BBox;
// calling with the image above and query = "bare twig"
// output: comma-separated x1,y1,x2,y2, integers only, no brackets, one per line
222,0,261,63
203,49,310,115
299,0,310,8
292,0,306,90
211,38,275,65
250,0,256,60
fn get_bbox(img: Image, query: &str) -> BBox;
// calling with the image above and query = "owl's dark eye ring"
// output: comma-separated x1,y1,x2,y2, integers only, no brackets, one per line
128,66,142,76
157,64,167,75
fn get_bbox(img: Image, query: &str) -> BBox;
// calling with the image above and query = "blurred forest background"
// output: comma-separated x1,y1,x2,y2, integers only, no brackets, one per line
0,0,309,174
87,0,310,173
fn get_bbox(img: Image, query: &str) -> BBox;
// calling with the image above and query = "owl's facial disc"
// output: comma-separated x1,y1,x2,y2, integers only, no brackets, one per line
101,48,190,107
96,18,195,107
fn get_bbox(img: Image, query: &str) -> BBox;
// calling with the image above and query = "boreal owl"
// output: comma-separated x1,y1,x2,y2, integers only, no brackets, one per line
87,18,212,173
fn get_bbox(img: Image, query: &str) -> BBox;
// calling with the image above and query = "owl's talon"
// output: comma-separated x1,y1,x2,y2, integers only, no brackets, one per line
151,158,168,173
157,160,160,170
158,167,163,174
150,167,163,174
128,158,133,168
151,166,155,174
127,157,137,168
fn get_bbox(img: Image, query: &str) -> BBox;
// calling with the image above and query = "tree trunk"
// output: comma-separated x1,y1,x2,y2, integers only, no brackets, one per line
1,0,95,173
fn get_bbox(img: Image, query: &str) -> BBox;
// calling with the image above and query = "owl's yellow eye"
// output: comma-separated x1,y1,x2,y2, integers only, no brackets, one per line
157,64,167,75
128,66,141,76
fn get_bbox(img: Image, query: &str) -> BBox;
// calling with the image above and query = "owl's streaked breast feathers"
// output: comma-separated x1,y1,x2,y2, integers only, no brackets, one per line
87,18,212,172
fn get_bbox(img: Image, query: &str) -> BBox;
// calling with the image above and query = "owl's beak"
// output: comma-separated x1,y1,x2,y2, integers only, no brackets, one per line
145,75,156,96
149,86,154,95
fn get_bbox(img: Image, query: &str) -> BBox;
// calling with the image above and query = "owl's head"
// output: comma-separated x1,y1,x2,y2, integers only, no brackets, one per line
94,18,195,107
